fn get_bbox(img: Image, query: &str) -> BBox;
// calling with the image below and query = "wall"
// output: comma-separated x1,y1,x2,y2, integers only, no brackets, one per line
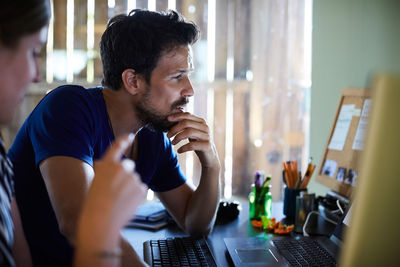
310,0,400,196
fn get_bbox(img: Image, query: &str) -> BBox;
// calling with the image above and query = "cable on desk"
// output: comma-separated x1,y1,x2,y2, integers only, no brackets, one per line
302,211,338,237
303,199,345,237
336,199,344,215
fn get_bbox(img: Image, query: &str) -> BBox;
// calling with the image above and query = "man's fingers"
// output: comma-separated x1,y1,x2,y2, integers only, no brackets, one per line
167,119,209,139
104,133,135,162
168,112,204,122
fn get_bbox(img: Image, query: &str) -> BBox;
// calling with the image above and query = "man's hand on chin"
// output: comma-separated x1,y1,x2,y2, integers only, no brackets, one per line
166,112,220,168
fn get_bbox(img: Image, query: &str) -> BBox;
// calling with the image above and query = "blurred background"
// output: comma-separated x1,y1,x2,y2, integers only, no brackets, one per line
3,0,400,202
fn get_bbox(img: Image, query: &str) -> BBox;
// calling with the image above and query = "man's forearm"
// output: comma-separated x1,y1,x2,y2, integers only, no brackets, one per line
184,165,221,236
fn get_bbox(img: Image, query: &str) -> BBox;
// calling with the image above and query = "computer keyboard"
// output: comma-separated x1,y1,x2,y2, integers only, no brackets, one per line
143,237,217,267
273,239,337,266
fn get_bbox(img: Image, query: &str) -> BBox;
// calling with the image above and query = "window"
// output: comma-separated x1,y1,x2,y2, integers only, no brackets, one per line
6,0,312,201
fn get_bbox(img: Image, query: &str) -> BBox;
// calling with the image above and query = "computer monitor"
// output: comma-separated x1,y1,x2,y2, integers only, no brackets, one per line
340,73,400,266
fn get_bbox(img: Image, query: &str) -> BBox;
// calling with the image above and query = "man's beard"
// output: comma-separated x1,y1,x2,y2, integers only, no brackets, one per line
136,90,189,132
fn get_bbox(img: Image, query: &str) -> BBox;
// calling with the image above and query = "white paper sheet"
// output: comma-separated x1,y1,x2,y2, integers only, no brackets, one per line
328,104,355,151
343,205,352,226
352,99,371,150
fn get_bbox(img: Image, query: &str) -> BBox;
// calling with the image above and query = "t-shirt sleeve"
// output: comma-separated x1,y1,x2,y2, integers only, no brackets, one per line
148,133,186,192
29,86,97,167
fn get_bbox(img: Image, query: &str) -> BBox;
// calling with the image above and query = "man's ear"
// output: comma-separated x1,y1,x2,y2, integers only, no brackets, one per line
121,69,144,95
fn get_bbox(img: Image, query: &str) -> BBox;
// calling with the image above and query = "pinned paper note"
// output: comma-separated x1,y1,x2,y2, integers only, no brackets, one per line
328,104,354,151
352,109,361,117
352,99,371,150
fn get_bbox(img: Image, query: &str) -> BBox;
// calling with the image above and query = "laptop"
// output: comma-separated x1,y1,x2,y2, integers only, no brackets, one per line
224,205,352,266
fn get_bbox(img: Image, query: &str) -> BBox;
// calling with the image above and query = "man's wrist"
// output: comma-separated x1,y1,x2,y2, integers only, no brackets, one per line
201,160,221,173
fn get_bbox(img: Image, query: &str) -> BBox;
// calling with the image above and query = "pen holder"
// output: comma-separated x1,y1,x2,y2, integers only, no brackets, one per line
283,187,307,219
249,184,272,220
295,192,316,233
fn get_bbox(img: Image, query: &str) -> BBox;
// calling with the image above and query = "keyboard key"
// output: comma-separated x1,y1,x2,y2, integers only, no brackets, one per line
151,246,161,261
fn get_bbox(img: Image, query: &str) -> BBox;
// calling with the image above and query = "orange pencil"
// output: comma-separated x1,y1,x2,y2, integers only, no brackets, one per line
308,164,316,183
282,162,288,186
300,164,316,189
283,162,293,188
284,170,290,188
302,162,312,181
283,162,290,187
292,161,299,187
289,161,296,188
310,164,316,176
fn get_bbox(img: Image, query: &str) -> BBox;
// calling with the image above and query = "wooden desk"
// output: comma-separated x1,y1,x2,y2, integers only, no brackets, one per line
123,202,284,267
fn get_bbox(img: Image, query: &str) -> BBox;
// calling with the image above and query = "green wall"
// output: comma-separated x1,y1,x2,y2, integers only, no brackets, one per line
310,0,400,196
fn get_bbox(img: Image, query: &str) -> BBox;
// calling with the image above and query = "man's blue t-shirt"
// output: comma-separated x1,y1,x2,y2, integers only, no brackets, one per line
8,85,186,267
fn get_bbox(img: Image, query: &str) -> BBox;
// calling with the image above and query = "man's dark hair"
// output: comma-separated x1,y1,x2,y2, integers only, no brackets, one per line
100,9,200,91
0,0,51,47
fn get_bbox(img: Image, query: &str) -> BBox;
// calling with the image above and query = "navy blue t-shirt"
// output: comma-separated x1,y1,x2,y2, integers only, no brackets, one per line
8,85,186,267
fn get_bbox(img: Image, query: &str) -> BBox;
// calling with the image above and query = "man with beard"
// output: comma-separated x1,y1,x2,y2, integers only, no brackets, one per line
8,9,221,267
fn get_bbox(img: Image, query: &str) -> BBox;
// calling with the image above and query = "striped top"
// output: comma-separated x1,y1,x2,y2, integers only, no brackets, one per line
0,136,15,267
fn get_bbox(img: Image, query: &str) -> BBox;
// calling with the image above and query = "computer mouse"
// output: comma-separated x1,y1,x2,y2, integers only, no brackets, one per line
216,200,241,223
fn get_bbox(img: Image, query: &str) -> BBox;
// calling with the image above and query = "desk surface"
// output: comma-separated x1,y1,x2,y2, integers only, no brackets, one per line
123,202,284,267
123,201,336,266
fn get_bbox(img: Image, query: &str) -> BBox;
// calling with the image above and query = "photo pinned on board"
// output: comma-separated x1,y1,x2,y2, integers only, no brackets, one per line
345,169,357,187
336,167,346,182
321,159,337,178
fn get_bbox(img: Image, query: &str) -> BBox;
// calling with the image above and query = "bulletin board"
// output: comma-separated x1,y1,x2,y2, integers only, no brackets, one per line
316,88,371,198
